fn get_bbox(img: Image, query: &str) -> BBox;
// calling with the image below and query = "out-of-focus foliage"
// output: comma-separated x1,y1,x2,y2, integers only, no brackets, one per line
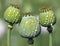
0,0,60,46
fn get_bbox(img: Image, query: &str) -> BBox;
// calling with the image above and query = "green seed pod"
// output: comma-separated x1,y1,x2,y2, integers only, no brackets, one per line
39,6,56,27
4,6,20,24
18,14,40,38
22,3,32,13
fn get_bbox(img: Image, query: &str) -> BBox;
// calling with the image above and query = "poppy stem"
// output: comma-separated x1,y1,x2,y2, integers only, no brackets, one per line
47,25,53,46
28,38,34,46
29,44,33,46
7,28,11,46
7,24,12,46
49,33,52,46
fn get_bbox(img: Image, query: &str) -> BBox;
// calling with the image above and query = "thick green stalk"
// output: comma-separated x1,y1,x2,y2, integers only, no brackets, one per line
49,33,52,46
7,25,12,46
28,38,34,46
29,44,33,46
7,28,11,46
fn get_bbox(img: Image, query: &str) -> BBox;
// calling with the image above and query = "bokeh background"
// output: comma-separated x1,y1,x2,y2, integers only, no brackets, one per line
0,0,60,46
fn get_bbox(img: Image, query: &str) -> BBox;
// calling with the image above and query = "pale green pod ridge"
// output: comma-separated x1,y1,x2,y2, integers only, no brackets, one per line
19,15,40,38
4,6,20,23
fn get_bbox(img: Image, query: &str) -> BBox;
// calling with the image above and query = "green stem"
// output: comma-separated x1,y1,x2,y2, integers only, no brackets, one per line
28,38,34,46
7,28,11,46
49,33,52,46
29,44,33,46
7,24,13,46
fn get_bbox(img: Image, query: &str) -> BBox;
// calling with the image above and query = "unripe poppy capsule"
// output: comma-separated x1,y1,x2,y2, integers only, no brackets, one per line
39,6,56,27
18,13,40,38
4,5,20,24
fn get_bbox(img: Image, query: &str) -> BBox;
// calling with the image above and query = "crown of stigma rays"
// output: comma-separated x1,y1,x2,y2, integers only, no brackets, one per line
39,6,56,27
18,15,40,38
4,5,20,24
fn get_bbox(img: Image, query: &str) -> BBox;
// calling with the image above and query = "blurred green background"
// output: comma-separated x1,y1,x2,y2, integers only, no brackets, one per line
0,0,60,46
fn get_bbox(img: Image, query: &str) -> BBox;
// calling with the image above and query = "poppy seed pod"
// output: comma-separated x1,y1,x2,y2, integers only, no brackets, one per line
39,6,56,27
22,3,32,13
4,6,20,24
18,14,40,38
